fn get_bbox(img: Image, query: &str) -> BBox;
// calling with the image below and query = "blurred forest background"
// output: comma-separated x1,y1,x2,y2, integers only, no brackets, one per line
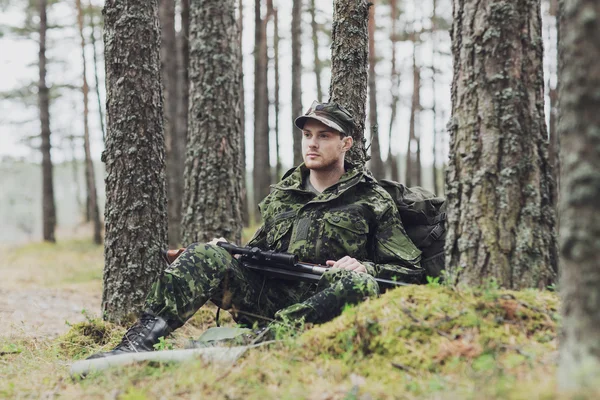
0,0,558,244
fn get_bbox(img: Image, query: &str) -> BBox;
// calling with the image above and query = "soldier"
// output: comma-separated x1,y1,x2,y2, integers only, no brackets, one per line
89,101,422,358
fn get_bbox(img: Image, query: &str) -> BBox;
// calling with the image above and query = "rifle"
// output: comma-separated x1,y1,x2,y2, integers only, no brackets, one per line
161,242,409,289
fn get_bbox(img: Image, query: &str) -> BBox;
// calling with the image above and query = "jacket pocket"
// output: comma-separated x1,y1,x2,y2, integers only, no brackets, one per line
266,211,295,250
321,210,369,260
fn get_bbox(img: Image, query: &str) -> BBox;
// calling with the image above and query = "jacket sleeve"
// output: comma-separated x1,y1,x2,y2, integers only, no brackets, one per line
246,224,268,248
361,204,424,283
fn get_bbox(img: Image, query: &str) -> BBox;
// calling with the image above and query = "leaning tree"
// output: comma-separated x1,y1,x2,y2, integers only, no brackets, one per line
180,0,244,245
102,0,168,324
445,0,557,288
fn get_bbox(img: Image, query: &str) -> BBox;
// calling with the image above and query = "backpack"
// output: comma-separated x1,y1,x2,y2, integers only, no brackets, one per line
379,180,446,280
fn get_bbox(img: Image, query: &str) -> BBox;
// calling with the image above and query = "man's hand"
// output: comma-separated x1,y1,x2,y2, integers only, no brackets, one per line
208,237,228,246
326,256,367,273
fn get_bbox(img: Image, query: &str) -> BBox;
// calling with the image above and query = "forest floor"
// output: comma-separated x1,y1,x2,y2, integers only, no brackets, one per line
0,239,597,399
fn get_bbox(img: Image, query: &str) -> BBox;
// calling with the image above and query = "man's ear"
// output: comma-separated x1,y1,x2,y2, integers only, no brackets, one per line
342,135,353,151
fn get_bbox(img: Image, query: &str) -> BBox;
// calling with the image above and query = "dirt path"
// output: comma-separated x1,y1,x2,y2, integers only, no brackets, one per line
0,286,101,338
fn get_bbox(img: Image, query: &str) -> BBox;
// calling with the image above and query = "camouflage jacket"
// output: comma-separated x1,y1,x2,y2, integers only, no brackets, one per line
247,163,424,283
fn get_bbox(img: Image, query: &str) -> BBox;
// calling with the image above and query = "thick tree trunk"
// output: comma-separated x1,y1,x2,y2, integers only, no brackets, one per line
446,0,557,289
102,0,168,324
76,0,102,245
387,0,400,182
160,0,182,247
329,0,369,166
291,0,303,166
406,48,422,187
181,0,243,245
367,1,384,180
253,0,270,223
309,0,323,101
38,0,56,243
177,0,190,236
557,0,600,390
88,0,106,145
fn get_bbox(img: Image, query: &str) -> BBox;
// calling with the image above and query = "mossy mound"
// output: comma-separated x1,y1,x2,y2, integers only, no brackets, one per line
58,319,124,359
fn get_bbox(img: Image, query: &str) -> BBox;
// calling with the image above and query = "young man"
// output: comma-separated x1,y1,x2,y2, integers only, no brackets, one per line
89,101,422,358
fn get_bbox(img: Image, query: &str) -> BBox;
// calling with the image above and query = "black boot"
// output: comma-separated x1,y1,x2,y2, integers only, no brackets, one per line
87,312,172,359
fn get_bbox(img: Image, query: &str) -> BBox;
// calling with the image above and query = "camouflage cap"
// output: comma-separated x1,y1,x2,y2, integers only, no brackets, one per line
294,100,355,136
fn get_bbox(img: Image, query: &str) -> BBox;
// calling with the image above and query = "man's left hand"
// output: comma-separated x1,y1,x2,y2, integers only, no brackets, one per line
326,256,367,273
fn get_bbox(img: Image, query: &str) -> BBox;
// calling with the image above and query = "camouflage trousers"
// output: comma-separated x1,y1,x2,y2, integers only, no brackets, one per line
144,243,379,329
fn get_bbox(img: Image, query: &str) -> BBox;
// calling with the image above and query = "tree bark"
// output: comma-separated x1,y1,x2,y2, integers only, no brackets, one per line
76,0,102,245
329,0,369,167
367,1,384,180
181,0,243,245
160,0,182,247
176,0,190,237
309,0,323,101
291,0,303,166
446,0,557,289
38,0,56,243
387,0,400,182
253,0,271,223
557,0,600,390
431,0,439,194
102,0,168,324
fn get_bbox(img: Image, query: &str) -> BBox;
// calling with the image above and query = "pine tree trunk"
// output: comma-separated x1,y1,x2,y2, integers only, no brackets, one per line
253,0,271,223
102,0,168,324
367,1,384,180
177,0,190,235
76,0,101,245
160,0,182,247
237,0,249,227
406,47,421,187
329,0,369,166
388,0,400,182
181,0,243,245
309,0,323,101
38,0,56,244
291,0,303,166
88,0,105,145
446,0,557,289
431,0,439,194
557,0,600,390
273,6,282,180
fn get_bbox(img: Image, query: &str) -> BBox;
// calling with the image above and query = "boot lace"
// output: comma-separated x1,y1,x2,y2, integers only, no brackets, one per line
115,313,157,352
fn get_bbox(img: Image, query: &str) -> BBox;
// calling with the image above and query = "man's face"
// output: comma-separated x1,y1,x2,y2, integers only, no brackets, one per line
301,119,352,171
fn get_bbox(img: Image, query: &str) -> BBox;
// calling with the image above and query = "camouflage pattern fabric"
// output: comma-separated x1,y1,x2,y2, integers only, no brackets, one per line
145,242,379,329
145,162,422,329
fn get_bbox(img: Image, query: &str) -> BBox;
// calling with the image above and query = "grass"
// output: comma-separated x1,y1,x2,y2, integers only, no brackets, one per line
1,239,598,399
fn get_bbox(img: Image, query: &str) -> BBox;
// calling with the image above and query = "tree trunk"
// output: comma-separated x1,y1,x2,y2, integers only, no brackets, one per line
557,0,600,390
102,0,168,324
177,0,190,236
88,0,105,145
367,1,384,180
406,47,422,187
329,0,369,167
309,0,323,101
38,0,56,243
237,0,249,227
431,0,439,194
387,0,400,182
291,0,303,166
547,0,559,216
181,0,243,245
445,0,557,289
273,6,282,180
253,0,270,223
160,0,182,247
76,0,102,245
